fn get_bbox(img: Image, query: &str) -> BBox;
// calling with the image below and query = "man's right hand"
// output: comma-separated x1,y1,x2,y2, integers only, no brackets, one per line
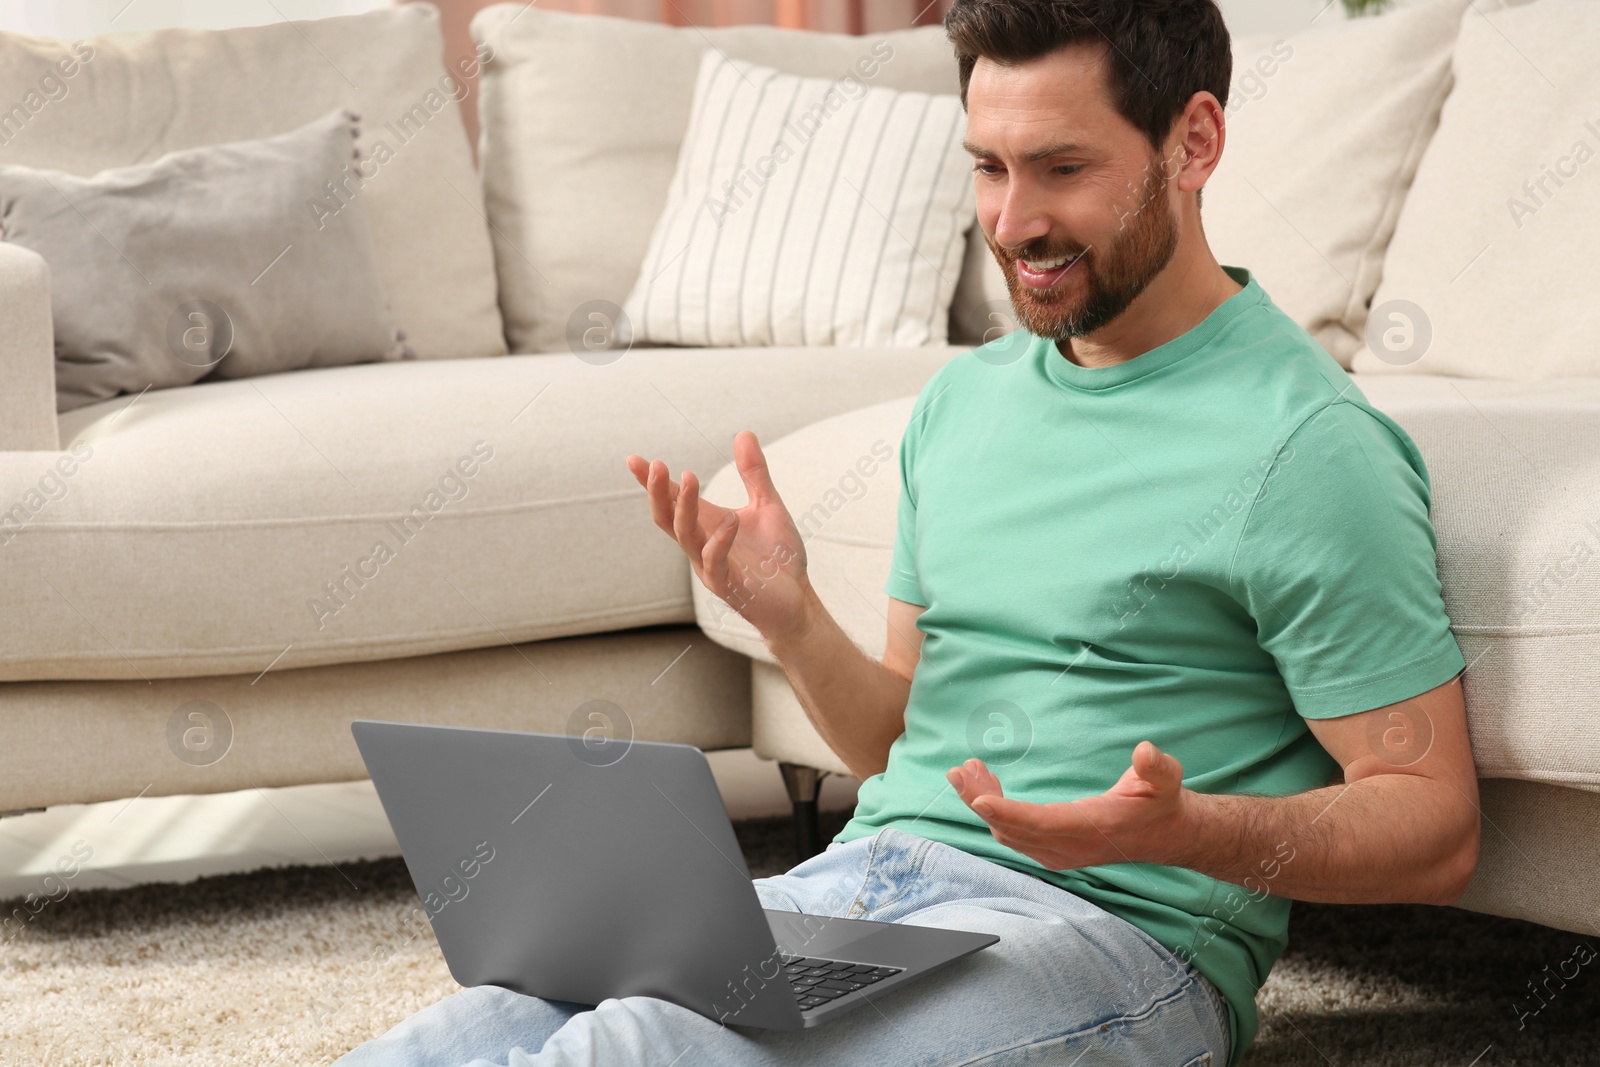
625,430,813,647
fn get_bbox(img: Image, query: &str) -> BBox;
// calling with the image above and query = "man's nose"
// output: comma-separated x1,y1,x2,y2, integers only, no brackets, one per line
990,183,1053,253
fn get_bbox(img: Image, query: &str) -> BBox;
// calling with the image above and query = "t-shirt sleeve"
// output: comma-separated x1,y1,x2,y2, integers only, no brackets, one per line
1227,399,1466,719
884,389,930,607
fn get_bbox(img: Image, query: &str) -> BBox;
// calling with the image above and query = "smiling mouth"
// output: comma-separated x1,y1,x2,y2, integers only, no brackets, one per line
1015,247,1089,290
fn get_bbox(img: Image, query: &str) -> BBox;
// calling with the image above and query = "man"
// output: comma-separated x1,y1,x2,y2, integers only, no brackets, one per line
340,1,1477,1064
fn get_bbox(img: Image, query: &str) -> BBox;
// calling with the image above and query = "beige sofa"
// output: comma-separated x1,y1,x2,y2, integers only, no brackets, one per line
1,0,1596,942
0,4,998,816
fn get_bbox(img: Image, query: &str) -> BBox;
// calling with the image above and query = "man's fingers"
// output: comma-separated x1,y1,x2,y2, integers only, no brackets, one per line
625,454,654,490
971,759,1004,795
976,794,1092,833
643,459,677,533
948,759,1003,803
958,758,1000,785
733,431,784,508
972,793,1034,822
701,511,738,592
1133,741,1184,788
674,469,706,559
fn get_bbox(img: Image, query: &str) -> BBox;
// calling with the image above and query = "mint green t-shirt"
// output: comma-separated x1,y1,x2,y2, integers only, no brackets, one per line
835,265,1466,1066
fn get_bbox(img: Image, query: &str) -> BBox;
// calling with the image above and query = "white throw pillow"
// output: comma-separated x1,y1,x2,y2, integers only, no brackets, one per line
1351,0,1600,379
1202,0,1475,368
622,52,972,349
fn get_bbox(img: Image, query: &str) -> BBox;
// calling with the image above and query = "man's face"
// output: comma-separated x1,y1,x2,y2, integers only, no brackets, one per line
964,44,1182,342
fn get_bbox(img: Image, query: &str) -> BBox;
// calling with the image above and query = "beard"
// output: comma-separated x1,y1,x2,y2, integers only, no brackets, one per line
987,155,1180,342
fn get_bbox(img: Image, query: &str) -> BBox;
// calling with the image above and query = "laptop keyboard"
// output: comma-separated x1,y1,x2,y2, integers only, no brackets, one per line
779,955,904,1011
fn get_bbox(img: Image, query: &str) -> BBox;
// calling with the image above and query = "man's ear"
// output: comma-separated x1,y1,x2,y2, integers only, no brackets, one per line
1169,91,1226,198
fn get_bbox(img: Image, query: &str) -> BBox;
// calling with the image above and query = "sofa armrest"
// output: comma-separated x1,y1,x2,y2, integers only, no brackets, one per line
0,242,58,451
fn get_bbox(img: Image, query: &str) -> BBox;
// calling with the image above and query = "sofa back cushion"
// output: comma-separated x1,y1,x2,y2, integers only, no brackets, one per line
1,109,408,411
622,52,973,350
0,5,505,362
471,7,971,355
1201,0,1477,369
1352,0,1600,379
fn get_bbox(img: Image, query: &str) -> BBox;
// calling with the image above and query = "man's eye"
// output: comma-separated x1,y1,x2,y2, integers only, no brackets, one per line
970,162,1083,176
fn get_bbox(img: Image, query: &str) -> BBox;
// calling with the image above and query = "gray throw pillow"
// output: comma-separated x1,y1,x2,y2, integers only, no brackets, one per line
0,108,409,413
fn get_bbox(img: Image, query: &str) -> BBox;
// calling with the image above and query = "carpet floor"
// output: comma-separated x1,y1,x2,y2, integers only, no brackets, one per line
2,809,1594,1066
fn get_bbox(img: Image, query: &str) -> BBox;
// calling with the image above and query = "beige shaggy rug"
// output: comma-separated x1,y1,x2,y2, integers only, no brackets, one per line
2,810,1595,1066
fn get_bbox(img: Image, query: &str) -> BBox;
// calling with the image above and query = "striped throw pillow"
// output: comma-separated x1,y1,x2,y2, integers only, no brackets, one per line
623,50,973,349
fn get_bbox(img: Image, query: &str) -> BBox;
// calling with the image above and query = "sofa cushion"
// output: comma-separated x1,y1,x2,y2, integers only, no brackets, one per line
1,109,407,412
1351,0,1600,379
1201,0,1476,368
0,5,504,363
0,242,55,450
623,52,973,349
0,346,956,682
945,226,1012,348
471,7,971,356
695,374,1600,794
0,627,752,812
693,394,919,666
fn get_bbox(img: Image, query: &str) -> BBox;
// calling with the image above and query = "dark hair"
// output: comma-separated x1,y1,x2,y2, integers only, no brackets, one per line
945,0,1232,157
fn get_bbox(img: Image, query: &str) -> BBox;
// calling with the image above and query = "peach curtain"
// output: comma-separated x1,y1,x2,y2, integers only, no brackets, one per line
414,0,953,157
542,0,951,34
423,0,949,45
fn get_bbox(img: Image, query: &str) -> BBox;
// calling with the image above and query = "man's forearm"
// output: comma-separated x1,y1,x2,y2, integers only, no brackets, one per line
1162,773,1480,906
761,577,909,782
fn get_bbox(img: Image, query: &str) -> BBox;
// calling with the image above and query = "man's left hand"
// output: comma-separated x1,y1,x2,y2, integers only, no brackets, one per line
946,741,1190,871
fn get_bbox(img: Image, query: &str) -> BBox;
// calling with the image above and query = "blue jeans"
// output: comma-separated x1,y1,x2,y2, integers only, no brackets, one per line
335,827,1231,1066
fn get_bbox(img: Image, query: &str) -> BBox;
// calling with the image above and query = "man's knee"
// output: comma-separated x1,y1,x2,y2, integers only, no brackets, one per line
541,995,749,1060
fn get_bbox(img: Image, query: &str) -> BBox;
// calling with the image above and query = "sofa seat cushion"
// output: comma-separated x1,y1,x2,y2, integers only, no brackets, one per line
694,373,1600,793
0,345,957,682
0,626,752,812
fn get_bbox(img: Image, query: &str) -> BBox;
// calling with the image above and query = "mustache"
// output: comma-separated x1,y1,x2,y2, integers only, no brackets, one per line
990,239,1088,264
998,244,1088,265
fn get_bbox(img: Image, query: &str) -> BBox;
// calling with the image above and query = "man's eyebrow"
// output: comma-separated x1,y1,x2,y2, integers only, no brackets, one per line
962,140,1090,163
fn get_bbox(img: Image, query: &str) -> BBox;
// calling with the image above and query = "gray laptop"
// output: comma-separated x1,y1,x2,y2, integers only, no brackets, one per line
351,719,998,1031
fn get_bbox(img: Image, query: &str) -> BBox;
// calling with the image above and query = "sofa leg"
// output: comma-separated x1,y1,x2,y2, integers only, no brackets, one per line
778,762,827,865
